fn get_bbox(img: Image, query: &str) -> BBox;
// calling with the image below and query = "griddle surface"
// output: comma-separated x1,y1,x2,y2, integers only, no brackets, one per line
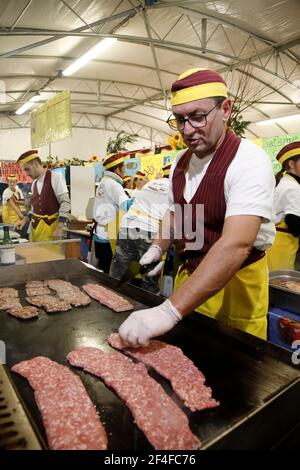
1,260,300,450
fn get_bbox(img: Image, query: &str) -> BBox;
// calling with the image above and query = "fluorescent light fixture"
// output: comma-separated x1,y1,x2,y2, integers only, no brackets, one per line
15,101,35,115
62,38,117,77
15,94,42,115
29,94,42,102
256,113,300,126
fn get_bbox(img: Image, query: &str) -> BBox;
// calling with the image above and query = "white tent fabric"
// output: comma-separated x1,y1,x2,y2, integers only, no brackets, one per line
0,0,300,147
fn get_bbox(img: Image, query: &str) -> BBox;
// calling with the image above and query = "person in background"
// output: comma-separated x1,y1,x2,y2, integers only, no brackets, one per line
15,150,70,241
118,67,275,348
267,142,300,271
132,171,148,196
123,175,133,197
2,175,24,226
92,153,130,273
111,163,171,293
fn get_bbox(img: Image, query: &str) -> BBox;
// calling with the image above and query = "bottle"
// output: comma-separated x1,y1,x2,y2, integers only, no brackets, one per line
1,225,16,265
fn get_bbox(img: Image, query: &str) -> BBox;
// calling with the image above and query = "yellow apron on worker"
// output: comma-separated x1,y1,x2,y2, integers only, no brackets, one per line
174,256,269,340
31,212,59,242
2,188,23,225
267,221,299,272
2,204,20,225
30,169,60,243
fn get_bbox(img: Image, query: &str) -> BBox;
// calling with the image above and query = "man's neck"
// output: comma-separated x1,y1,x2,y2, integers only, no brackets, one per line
36,168,46,180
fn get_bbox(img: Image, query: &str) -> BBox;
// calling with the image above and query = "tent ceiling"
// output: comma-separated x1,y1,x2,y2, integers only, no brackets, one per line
0,0,300,143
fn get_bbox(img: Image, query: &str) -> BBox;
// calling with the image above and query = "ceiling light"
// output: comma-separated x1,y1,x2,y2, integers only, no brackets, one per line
256,113,300,126
15,94,42,115
62,38,117,77
30,94,42,102
15,101,35,115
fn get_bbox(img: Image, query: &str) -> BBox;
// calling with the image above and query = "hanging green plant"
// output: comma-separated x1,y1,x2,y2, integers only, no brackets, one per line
106,131,139,154
229,106,251,138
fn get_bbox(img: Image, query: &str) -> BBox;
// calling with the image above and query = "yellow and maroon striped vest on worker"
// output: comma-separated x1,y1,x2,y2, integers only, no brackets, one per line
172,130,265,273
31,170,60,229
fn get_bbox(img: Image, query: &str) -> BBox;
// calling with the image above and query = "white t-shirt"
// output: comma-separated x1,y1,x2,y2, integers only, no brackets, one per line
169,138,276,250
120,178,169,234
2,186,24,205
93,171,128,240
32,171,68,197
273,174,300,225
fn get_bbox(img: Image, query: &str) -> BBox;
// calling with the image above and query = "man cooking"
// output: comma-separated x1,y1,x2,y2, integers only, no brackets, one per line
118,67,275,347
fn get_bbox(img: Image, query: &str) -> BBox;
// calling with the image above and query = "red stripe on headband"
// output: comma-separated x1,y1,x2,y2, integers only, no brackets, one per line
277,141,300,161
171,70,226,93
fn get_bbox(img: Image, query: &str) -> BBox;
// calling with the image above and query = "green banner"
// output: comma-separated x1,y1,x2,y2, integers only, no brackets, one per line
259,132,300,174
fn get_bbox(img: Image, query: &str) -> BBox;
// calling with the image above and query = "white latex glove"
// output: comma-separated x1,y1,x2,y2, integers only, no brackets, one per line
139,244,164,277
119,299,182,348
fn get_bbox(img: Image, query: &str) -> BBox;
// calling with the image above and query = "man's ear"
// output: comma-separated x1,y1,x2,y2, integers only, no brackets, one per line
222,98,232,122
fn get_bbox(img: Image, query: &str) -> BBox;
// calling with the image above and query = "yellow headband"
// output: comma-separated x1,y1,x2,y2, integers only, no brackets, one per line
171,82,228,106
19,153,39,165
278,147,300,166
163,169,170,176
104,156,124,170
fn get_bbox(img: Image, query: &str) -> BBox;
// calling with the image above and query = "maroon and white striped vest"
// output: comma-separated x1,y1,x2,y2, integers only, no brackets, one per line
172,130,265,273
31,170,60,228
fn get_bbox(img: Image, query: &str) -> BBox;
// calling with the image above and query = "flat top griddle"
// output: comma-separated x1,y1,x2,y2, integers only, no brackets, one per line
1,259,300,450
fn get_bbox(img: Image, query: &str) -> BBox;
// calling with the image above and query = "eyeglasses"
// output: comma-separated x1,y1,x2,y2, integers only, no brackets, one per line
167,104,219,131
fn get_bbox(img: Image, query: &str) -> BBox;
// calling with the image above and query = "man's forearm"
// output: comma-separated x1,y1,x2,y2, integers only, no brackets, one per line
170,237,252,316
9,199,23,219
57,193,71,220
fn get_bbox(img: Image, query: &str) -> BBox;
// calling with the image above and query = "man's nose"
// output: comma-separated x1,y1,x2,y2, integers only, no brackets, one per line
183,120,196,136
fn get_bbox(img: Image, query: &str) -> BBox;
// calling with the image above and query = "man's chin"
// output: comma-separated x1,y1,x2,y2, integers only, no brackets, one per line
188,141,207,154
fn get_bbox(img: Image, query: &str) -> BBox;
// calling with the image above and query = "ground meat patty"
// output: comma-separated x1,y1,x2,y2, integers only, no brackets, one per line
26,296,48,307
0,297,22,310
43,300,72,313
11,356,107,450
82,284,133,312
26,287,51,297
26,281,45,288
67,347,200,450
108,333,219,412
57,289,91,307
26,295,71,312
46,279,73,291
0,287,19,298
8,306,39,319
42,296,72,313
45,280,90,307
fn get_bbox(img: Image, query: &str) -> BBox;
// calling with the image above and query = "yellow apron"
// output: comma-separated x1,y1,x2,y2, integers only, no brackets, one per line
2,204,20,225
174,256,268,340
31,212,59,242
267,221,299,272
